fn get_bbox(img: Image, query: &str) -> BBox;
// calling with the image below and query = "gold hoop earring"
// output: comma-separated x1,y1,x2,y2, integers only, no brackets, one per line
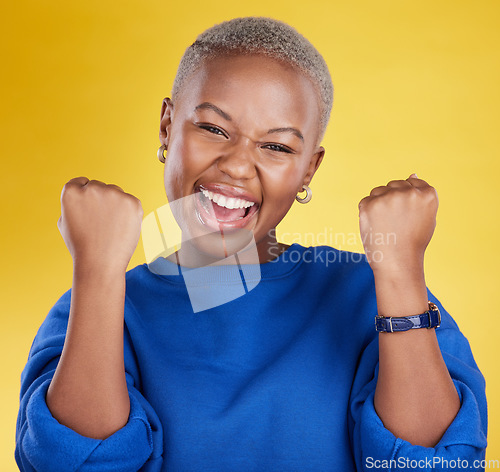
157,144,167,164
295,184,312,204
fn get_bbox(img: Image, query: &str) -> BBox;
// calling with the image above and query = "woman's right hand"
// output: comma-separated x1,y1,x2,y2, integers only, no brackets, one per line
57,177,144,272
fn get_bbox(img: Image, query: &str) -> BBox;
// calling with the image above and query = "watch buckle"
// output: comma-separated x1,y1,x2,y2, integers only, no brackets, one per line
427,302,441,329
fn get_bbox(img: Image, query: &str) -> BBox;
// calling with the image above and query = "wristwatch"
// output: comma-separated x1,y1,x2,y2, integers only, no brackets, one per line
375,301,441,333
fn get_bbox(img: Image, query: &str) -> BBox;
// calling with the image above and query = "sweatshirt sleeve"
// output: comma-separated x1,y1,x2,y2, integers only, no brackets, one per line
15,289,164,472
348,290,488,472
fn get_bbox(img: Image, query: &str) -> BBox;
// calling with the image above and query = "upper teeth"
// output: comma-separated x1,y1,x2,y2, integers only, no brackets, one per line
201,189,256,210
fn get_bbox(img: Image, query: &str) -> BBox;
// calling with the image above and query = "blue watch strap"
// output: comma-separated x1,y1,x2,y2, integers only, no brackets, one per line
375,302,441,333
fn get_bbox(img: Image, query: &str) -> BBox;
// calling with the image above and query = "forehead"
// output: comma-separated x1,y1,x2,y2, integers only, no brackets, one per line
176,54,321,139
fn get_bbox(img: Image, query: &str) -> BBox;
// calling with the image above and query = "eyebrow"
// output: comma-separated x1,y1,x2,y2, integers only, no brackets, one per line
194,102,304,142
267,127,304,142
194,102,232,121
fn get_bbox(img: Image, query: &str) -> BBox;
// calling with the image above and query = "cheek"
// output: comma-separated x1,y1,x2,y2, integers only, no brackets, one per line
163,135,215,199
260,164,303,206
255,164,304,231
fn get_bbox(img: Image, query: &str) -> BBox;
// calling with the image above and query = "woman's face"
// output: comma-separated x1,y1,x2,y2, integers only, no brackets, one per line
159,53,325,264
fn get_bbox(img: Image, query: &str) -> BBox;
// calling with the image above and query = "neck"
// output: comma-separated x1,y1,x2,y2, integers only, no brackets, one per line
256,229,290,264
165,229,290,267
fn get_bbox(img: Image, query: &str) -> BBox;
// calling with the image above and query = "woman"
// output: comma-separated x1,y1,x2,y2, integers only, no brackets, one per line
16,17,487,471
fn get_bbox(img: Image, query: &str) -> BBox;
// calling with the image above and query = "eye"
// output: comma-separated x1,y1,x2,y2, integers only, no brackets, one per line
262,143,294,154
196,123,228,138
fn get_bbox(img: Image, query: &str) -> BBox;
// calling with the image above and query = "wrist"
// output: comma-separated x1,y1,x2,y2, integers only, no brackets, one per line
372,264,428,318
371,254,424,280
73,258,127,281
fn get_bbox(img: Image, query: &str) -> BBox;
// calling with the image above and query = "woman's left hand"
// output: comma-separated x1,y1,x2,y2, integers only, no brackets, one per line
358,174,439,274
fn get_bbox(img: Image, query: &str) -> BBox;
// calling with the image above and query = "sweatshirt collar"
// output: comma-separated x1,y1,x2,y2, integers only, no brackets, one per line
146,243,308,284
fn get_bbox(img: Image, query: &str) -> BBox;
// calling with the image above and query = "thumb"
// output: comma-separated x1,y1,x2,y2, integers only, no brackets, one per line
408,173,418,179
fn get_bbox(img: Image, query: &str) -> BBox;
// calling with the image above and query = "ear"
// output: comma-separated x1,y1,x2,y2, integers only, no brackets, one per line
159,97,174,146
301,146,325,190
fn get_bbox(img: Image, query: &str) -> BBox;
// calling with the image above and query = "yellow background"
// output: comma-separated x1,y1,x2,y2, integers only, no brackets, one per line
1,0,498,469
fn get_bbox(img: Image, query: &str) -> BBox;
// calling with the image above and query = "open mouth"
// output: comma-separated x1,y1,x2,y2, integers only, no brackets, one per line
194,186,260,230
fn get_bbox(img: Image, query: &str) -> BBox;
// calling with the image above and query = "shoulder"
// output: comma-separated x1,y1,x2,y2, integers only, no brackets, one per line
125,262,166,293
287,244,377,311
125,262,150,283
293,244,374,282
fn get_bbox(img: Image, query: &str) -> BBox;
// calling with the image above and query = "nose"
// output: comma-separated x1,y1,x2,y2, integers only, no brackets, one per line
216,138,257,181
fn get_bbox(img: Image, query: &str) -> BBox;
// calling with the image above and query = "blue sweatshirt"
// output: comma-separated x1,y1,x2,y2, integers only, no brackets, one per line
15,244,487,471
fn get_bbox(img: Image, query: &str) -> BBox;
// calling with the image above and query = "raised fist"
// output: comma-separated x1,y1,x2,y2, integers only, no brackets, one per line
57,177,144,272
358,174,438,272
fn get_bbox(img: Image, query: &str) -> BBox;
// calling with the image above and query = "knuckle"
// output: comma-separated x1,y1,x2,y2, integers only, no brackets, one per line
408,188,420,201
130,196,144,215
369,186,385,196
358,195,370,208
63,176,88,191
86,180,108,195
122,192,140,208
87,179,103,188
61,183,78,200
67,176,87,185
426,185,437,196
107,183,124,192
425,187,439,203
137,204,144,218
